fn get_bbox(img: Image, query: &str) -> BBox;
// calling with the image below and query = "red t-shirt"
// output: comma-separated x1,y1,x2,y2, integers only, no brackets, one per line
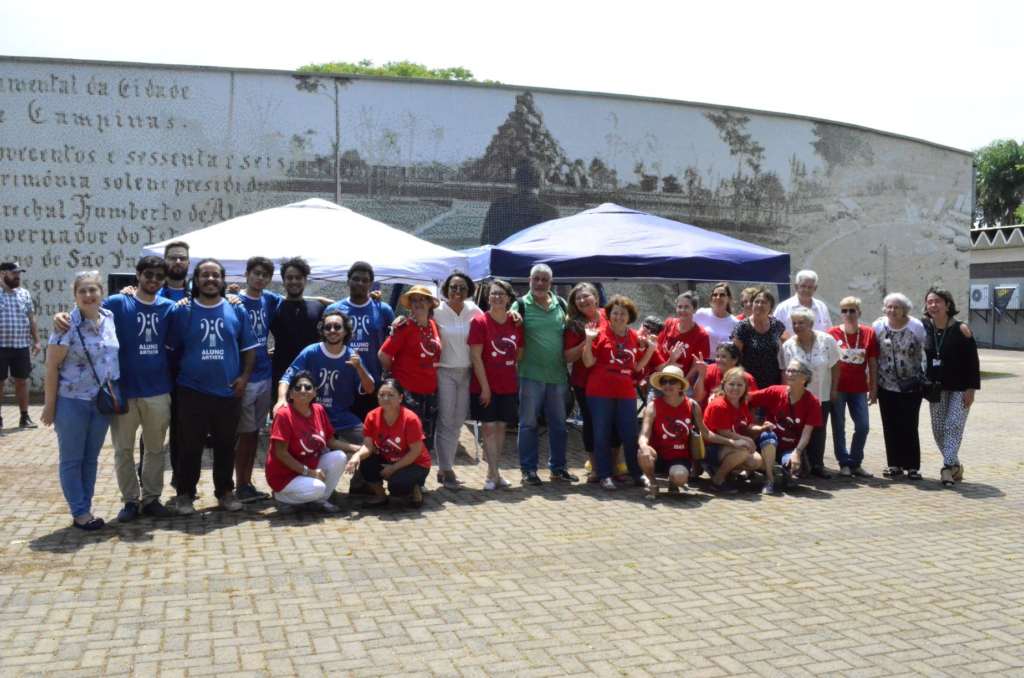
380,319,441,395
649,397,696,461
363,406,431,469
703,395,752,436
586,326,642,399
565,309,608,388
467,313,522,394
735,313,746,321
656,318,711,373
748,386,822,452
827,325,879,394
699,363,758,409
265,403,336,492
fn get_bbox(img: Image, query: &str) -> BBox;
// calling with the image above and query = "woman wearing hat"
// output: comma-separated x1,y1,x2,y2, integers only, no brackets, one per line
638,366,724,500
379,285,443,455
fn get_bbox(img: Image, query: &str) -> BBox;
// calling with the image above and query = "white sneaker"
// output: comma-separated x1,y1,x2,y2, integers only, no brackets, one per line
175,495,195,515
601,477,616,491
840,466,853,477
497,477,512,488
218,494,243,512
851,466,874,478
483,480,497,491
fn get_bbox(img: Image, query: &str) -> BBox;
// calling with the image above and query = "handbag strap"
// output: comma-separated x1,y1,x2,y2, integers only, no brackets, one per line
73,319,105,388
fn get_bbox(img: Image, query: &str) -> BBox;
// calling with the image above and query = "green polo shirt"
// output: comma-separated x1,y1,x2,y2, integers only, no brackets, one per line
517,291,567,384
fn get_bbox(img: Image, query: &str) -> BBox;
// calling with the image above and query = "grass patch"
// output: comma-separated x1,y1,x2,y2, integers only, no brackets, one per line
981,371,1015,380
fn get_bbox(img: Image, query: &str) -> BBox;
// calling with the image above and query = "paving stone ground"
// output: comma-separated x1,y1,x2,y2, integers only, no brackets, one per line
1,349,1023,677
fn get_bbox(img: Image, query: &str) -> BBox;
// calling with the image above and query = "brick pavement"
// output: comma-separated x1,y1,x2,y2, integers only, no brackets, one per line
1,349,1023,677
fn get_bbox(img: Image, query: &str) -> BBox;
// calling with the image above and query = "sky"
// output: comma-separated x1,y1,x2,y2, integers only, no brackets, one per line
1,0,1020,153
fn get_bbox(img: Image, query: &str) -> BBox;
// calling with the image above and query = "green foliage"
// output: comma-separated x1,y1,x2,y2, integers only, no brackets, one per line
297,59,499,83
974,139,1024,227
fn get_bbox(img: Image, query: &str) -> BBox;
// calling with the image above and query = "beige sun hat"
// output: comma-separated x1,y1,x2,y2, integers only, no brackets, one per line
650,365,691,391
399,285,441,310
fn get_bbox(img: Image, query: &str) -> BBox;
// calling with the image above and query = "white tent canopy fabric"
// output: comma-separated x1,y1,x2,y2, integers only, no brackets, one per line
141,199,469,285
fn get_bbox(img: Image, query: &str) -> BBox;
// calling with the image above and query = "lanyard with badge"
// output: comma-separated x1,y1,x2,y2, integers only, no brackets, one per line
930,322,950,368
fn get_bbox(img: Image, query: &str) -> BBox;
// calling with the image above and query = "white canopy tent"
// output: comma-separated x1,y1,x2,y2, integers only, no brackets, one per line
141,198,469,285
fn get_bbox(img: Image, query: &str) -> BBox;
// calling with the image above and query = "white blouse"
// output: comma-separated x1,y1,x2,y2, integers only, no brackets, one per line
434,300,484,369
778,331,841,402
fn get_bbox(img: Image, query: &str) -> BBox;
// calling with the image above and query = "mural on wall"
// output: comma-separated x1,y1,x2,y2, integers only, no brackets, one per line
0,58,973,389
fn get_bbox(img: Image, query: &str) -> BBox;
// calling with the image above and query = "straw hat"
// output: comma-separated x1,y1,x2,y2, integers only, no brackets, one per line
650,366,690,391
399,285,441,310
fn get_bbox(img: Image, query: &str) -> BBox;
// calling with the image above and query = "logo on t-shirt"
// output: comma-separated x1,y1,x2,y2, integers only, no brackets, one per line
420,335,441,360
377,433,404,458
249,308,268,345
299,428,327,454
490,334,519,365
137,311,160,343
200,317,225,359
661,417,692,441
352,315,371,340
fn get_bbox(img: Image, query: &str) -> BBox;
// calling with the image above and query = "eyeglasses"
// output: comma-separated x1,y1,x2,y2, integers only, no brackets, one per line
292,384,315,392
710,293,728,299
323,323,344,332
449,285,469,293
489,291,508,298
840,308,859,314
785,368,805,375
141,271,166,281
166,256,189,263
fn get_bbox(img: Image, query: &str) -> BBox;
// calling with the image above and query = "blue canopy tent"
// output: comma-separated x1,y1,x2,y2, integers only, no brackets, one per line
487,203,791,292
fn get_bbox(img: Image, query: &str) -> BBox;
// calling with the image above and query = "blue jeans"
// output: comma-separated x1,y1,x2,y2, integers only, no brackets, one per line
55,395,111,518
831,391,869,469
587,395,641,480
517,378,568,472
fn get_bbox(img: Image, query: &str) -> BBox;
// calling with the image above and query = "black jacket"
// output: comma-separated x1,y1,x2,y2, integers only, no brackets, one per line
923,319,981,392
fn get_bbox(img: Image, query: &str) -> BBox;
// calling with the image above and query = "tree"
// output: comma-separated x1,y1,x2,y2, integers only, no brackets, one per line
974,139,1024,227
297,59,499,83
810,123,874,176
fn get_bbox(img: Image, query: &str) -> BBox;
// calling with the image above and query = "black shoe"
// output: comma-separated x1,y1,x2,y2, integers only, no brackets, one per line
810,466,832,479
550,468,578,482
19,413,37,429
141,500,171,517
522,470,543,486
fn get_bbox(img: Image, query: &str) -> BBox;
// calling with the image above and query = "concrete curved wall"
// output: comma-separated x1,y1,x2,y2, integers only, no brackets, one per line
0,57,973,388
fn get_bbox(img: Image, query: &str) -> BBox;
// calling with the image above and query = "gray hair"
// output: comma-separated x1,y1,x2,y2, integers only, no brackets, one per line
529,263,553,279
790,307,816,327
675,290,700,310
73,270,105,294
882,292,913,314
788,356,814,385
795,270,818,286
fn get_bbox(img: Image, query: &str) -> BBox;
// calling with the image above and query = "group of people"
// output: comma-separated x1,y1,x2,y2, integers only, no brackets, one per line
2,246,981,529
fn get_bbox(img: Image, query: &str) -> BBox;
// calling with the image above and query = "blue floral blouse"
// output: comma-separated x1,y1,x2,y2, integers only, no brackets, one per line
49,307,120,400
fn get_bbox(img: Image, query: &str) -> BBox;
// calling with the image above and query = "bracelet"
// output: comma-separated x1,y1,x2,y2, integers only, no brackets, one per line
302,466,309,477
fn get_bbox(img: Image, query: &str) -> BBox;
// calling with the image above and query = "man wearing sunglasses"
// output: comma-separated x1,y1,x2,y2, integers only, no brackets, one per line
53,256,177,520
274,309,374,457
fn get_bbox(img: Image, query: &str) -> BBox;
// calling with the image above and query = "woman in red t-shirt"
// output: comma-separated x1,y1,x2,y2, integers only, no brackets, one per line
826,296,879,477
637,366,720,500
701,367,772,493
747,357,823,495
379,285,442,453
655,291,711,391
582,295,657,490
468,280,523,491
267,371,351,514
345,379,432,508
694,341,757,410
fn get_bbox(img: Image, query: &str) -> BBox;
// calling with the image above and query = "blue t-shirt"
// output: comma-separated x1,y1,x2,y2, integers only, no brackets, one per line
281,342,363,430
101,294,175,399
325,298,394,385
233,291,283,383
165,299,260,398
158,286,187,302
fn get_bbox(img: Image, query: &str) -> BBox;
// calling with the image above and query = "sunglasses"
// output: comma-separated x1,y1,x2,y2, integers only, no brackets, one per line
710,293,729,299
840,308,859,314
323,323,345,332
141,271,166,281
449,285,469,293
292,383,315,392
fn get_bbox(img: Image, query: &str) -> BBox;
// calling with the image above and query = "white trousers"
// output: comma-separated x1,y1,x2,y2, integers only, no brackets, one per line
275,450,347,504
435,366,472,472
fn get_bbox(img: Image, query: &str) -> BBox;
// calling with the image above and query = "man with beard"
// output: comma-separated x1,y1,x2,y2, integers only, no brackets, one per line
165,258,257,514
159,242,191,302
274,309,373,458
0,262,41,429
269,257,329,388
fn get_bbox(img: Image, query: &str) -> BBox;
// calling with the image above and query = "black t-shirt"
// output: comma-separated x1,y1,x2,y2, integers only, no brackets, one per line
270,298,327,383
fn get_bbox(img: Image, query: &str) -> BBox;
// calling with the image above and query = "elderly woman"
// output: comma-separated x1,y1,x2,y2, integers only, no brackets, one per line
379,285,442,461
583,295,658,490
778,307,841,478
731,287,789,389
468,280,522,490
923,287,980,487
827,297,879,478
267,370,349,514
345,379,432,508
694,282,739,354
694,341,757,410
41,271,120,530
655,291,711,390
736,287,759,321
748,357,823,494
430,272,483,490
872,293,927,479
637,366,729,500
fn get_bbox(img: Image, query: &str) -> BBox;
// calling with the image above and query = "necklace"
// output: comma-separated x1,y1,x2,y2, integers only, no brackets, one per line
843,327,860,351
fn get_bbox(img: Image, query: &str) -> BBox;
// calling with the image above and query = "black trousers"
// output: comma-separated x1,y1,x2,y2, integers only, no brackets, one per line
175,386,242,499
361,454,429,497
806,401,832,469
878,388,922,471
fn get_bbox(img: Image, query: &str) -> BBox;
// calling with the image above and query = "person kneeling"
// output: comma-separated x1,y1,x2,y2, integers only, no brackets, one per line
345,379,431,508
266,371,347,514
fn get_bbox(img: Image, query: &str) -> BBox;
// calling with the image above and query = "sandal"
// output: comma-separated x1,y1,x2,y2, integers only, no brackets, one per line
907,469,922,480
952,464,964,481
940,466,954,487
586,473,600,484
612,474,630,484
442,476,461,491
644,486,660,502
883,466,903,478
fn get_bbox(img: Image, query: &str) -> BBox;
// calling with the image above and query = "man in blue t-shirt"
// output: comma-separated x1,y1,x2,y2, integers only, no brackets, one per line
164,258,257,515
324,261,394,421
275,309,375,454
229,256,283,504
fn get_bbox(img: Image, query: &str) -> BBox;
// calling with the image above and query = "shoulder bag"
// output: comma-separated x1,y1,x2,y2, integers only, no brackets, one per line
75,320,128,415
688,398,705,461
